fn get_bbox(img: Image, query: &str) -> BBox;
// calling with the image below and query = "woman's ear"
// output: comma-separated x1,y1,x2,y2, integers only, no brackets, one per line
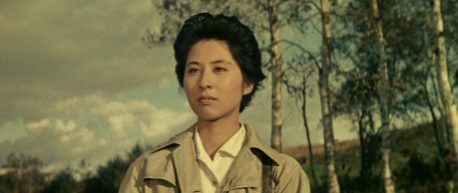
243,82,254,95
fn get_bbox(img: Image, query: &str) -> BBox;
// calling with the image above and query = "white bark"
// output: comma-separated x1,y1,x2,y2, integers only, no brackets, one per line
371,0,395,192
427,9,450,152
433,0,458,189
268,0,283,152
320,0,340,192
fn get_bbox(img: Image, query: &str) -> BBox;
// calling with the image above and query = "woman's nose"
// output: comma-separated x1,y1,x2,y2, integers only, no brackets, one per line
198,70,213,89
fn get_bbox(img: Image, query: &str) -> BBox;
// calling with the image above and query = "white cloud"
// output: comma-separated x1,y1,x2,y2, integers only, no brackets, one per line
5,118,102,168
55,119,77,132
108,114,135,137
27,119,52,131
0,93,195,171
143,107,194,138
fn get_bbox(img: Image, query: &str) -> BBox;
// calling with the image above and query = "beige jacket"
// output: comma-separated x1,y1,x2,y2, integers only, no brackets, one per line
118,123,310,193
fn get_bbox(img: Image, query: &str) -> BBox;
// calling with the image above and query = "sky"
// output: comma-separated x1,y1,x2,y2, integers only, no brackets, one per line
0,0,358,172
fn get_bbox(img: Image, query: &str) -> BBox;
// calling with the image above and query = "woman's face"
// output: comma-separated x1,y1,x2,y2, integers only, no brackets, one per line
184,39,253,122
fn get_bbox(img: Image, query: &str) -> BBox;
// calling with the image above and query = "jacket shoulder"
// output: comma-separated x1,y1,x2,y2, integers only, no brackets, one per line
118,144,178,192
275,152,301,166
271,152,310,192
128,128,192,181
249,145,310,192
148,124,195,154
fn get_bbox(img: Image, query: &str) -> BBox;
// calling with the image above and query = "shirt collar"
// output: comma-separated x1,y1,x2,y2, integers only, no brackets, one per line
194,123,246,160
218,123,246,157
194,127,206,160
149,123,281,166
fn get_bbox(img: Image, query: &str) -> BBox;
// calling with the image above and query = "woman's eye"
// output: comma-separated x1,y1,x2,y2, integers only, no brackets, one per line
188,69,199,73
215,67,226,72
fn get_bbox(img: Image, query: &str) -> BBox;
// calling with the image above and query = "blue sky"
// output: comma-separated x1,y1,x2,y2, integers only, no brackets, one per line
0,0,358,171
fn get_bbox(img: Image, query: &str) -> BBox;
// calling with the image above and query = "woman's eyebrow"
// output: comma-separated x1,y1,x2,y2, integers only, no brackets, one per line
186,60,232,66
210,60,232,65
186,61,200,66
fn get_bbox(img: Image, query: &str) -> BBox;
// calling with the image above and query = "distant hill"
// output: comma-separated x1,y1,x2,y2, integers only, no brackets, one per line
282,121,448,192
282,121,440,162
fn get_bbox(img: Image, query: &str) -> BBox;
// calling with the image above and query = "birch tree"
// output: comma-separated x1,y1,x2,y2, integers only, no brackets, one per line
425,1,450,153
371,0,395,192
332,65,380,192
268,0,283,151
320,0,340,192
283,55,319,191
334,0,457,190
432,0,458,189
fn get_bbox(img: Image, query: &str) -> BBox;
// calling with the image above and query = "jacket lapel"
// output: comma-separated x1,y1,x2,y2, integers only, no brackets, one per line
220,146,263,191
221,123,282,192
172,126,202,193
144,124,202,192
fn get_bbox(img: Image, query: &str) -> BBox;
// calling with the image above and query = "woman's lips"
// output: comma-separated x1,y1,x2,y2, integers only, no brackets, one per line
199,96,216,104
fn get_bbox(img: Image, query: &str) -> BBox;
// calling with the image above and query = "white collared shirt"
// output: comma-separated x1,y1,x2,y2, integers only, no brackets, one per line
194,124,246,193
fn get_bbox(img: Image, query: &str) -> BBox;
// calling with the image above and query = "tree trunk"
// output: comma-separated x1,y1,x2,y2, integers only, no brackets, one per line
301,76,319,191
425,77,445,156
371,0,395,192
358,115,368,176
268,0,283,152
367,112,376,174
432,0,458,190
430,52,451,150
358,113,369,180
319,0,340,192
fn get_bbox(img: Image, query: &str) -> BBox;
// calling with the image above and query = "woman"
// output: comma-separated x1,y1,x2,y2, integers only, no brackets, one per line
119,13,310,193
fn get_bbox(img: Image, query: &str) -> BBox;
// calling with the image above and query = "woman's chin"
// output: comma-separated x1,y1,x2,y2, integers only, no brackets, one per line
197,115,220,122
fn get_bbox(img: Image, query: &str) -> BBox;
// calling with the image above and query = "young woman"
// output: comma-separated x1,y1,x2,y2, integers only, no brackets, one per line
119,13,310,193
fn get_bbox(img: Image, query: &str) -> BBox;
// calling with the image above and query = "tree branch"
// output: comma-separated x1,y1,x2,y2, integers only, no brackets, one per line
280,39,321,69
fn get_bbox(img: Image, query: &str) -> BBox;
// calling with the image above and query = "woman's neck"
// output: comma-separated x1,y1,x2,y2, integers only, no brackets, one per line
197,118,241,159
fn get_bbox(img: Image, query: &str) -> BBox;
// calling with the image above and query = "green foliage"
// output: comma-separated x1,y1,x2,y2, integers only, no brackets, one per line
1,152,47,193
300,122,452,192
42,168,78,193
0,174,14,192
95,156,129,192
82,143,145,193
304,160,384,193
0,143,146,193
395,150,452,192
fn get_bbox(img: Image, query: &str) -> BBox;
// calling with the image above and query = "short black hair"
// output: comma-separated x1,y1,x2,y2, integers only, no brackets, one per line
173,13,266,112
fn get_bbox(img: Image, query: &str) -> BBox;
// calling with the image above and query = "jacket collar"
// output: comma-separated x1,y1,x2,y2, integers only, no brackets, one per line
147,123,201,193
146,123,281,192
148,123,197,154
149,123,281,166
243,123,281,166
